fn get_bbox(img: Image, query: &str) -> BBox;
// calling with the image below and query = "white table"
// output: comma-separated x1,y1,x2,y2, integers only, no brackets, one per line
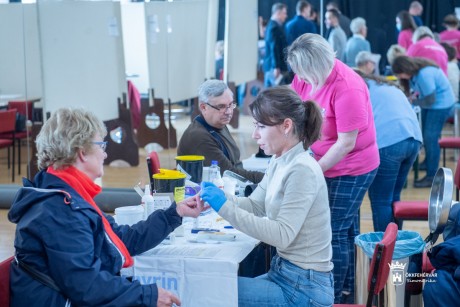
121,216,259,307
242,154,271,172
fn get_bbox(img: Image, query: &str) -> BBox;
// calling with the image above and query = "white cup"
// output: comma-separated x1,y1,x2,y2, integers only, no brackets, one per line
115,205,144,226
202,167,210,182
223,177,237,195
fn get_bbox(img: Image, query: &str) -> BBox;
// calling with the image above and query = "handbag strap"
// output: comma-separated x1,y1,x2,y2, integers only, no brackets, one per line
15,256,63,294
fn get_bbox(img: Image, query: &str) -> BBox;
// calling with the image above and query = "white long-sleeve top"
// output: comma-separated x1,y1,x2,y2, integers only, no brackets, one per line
219,142,333,272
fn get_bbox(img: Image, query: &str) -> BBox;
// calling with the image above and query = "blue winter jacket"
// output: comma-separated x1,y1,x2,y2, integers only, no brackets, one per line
8,170,182,306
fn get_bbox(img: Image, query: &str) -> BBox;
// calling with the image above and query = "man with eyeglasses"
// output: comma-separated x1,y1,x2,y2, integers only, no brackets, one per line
177,80,264,184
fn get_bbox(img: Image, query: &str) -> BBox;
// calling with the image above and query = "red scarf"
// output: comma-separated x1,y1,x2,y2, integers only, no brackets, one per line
47,166,134,268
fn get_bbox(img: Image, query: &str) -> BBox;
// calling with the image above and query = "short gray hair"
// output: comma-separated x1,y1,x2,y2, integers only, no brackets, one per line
386,44,406,65
198,79,232,104
36,107,107,170
272,3,287,15
355,51,373,67
287,33,335,94
350,17,366,35
412,26,434,43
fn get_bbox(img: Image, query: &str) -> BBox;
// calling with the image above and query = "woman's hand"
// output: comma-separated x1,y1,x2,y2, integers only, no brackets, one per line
176,194,209,217
157,287,181,307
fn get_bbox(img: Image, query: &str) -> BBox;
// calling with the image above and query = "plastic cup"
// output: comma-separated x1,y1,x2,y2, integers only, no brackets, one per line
223,177,237,195
114,205,144,226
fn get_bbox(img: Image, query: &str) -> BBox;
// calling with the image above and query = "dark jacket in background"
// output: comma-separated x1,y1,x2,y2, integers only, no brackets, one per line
263,19,288,73
285,15,318,45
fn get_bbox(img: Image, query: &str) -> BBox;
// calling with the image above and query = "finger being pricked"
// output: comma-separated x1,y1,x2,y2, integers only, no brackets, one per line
194,194,210,211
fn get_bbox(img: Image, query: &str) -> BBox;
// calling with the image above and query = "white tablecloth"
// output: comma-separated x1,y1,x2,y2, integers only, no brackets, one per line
242,154,270,172
122,222,258,307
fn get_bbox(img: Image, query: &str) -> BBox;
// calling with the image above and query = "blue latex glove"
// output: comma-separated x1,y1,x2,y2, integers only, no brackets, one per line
200,181,227,212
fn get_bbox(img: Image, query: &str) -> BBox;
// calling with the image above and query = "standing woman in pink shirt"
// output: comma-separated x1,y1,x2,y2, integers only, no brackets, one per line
407,26,449,75
397,10,417,50
440,14,460,62
287,33,379,304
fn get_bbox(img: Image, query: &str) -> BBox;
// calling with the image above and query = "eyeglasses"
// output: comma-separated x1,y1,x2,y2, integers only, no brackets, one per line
92,141,107,152
205,102,237,112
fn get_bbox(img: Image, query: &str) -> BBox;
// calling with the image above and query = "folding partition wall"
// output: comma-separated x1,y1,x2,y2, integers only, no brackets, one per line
38,1,126,121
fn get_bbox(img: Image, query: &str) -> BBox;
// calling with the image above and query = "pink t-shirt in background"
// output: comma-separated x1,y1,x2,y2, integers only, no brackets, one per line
440,30,460,60
398,29,414,50
407,37,448,75
291,59,379,178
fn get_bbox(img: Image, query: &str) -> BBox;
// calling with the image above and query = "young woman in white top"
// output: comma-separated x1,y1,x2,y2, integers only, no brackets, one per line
200,86,334,307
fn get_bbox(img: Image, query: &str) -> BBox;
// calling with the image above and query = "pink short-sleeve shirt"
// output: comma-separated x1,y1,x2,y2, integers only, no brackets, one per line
407,38,448,75
440,30,460,60
398,29,414,50
291,59,379,178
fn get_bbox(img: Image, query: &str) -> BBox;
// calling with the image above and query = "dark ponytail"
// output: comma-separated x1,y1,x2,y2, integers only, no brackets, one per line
250,86,322,150
302,101,322,148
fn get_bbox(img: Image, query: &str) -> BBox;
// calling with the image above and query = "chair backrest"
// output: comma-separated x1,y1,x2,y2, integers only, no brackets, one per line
147,150,161,182
0,256,14,307
366,223,398,306
0,109,17,134
8,100,34,121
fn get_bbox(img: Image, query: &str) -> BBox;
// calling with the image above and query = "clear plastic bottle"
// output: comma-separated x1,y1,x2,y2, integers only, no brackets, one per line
141,184,155,219
209,160,224,190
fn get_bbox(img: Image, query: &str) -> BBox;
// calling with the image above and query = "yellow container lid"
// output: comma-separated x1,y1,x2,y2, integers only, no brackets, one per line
386,75,398,81
153,169,187,180
175,155,205,161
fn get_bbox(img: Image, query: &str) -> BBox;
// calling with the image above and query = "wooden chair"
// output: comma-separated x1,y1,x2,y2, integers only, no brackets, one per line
439,136,460,167
334,223,398,307
0,256,15,307
0,109,17,181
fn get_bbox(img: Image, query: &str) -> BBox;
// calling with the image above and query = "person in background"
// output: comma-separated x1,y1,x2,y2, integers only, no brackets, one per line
325,8,347,62
288,34,379,303
8,108,206,307
392,56,455,188
396,10,417,50
308,6,320,33
215,40,224,80
285,1,317,46
344,17,371,67
409,1,424,27
441,42,459,104
178,80,264,184
387,44,406,66
326,1,351,37
407,26,448,76
356,51,422,232
384,44,406,75
263,2,288,88
440,14,460,62
200,86,334,307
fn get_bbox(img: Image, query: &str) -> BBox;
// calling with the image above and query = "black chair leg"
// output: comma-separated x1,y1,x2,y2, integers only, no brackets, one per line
443,148,446,167
12,142,15,182
395,218,403,230
17,138,21,175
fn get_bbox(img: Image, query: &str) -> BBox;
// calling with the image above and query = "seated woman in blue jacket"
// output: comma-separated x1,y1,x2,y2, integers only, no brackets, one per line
8,107,205,307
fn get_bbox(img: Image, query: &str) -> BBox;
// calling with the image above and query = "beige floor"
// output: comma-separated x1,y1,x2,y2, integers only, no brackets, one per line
0,113,453,263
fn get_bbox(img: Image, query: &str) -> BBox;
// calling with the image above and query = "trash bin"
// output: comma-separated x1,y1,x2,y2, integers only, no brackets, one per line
355,230,425,307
